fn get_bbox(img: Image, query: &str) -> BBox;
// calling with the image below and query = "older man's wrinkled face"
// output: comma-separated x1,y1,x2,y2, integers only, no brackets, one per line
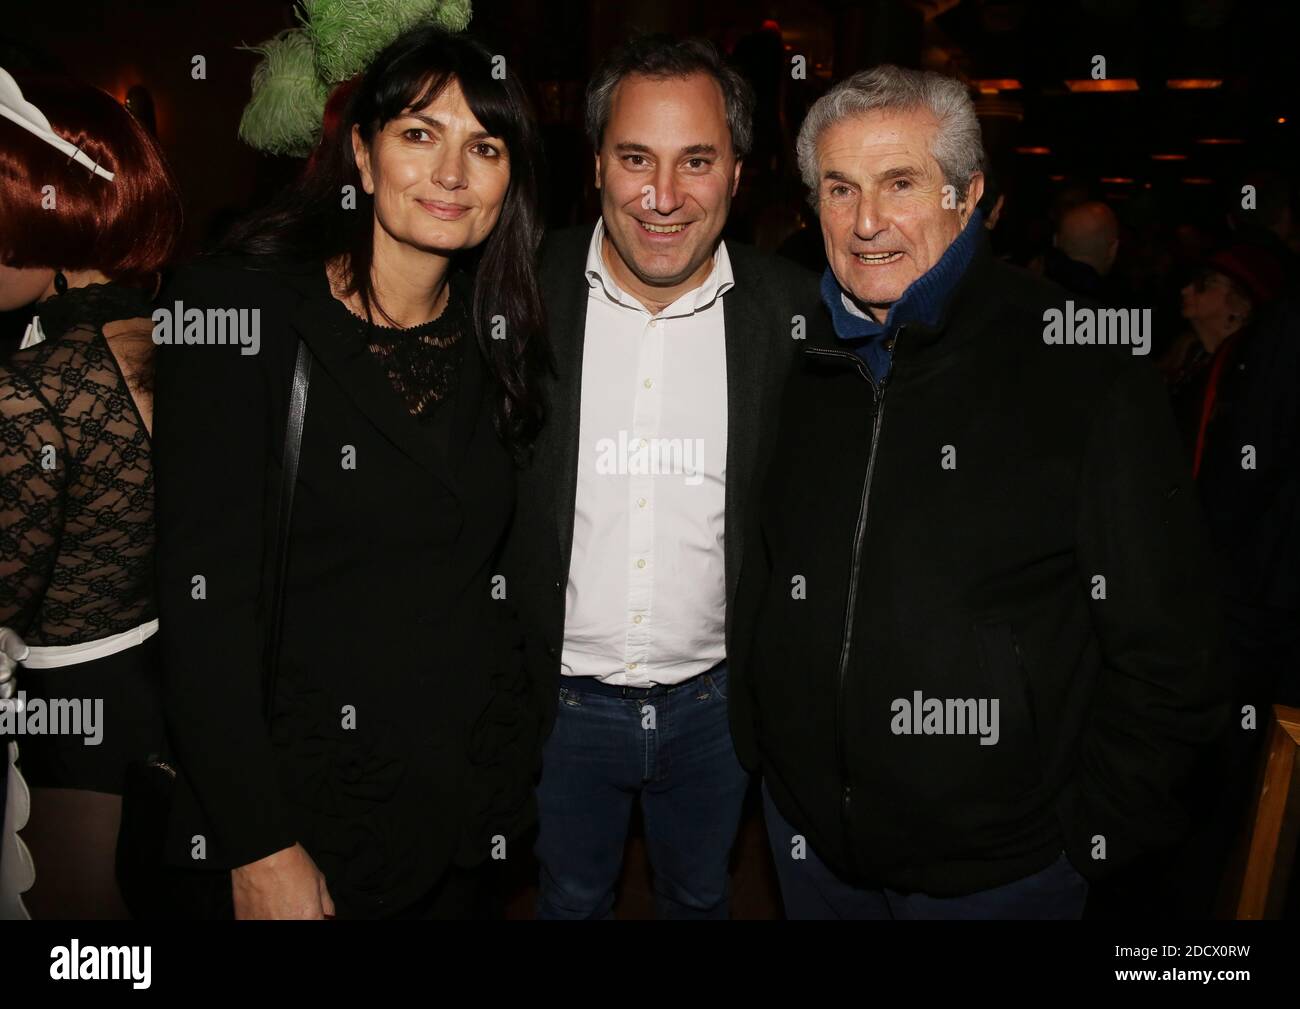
816,109,982,321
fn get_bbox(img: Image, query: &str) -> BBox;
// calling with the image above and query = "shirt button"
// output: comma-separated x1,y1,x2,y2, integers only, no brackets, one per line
639,439,648,449
633,614,643,624
637,497,647,508
649,319,658,327
643,378,653,389
636,558,646,569
627,662,638,670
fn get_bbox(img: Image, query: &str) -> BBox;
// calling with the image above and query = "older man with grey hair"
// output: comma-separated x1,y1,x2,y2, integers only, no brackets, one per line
729,65,1226,919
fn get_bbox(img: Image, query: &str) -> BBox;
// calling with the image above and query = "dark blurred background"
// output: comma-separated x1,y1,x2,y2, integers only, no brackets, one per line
3,0,1295,276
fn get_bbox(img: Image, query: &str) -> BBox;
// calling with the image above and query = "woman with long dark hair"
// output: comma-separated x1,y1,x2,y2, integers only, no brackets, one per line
151,26,548,919
0,69,183,918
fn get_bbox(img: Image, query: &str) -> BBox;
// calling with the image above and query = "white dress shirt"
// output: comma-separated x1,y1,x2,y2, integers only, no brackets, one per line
560,219,732,686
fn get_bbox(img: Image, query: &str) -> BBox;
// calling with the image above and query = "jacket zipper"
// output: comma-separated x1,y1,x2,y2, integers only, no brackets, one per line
805,330,902,874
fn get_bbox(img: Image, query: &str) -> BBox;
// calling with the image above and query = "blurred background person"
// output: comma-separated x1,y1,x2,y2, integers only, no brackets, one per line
1044,200,1124,301
1152,241,1296,917
1159,244,1283,459
1228,169,1299,284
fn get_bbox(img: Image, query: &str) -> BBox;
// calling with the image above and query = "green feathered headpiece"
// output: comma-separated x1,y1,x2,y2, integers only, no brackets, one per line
238,0,474,158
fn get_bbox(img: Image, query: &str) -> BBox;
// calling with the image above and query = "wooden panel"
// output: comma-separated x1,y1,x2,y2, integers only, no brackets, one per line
1232,705,1300,920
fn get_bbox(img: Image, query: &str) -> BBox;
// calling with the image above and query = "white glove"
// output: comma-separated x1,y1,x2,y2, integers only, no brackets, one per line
0,628,28,702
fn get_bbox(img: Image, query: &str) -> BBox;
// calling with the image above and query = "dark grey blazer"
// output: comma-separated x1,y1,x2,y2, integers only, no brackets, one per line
502,223,827,739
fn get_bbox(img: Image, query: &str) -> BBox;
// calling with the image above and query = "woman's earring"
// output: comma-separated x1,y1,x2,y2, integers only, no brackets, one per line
53,270,68,295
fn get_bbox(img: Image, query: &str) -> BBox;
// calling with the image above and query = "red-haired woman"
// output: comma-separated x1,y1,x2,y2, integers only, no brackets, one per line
0,69,183,918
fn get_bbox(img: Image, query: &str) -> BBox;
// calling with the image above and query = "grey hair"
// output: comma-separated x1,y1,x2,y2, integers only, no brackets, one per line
796,64,984,209
585,34,755,159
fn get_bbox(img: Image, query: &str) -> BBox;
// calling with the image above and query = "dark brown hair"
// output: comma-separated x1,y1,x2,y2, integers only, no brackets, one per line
218,26,549,458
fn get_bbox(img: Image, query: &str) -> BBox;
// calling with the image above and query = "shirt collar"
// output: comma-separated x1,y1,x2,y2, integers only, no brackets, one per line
584,217,734,317
841,291,873,322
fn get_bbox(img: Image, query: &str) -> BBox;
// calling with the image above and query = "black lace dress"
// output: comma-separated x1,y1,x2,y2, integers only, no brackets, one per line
0,284,167,793
341,283,465,439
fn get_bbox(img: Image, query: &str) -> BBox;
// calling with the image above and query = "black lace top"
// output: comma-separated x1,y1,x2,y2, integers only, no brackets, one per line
0,284,156,645
337,275,466,442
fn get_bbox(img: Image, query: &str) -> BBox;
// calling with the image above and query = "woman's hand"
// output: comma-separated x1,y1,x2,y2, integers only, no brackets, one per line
231,842,335,919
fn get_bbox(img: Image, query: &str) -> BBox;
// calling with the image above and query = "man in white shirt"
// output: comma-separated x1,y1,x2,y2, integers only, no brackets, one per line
503,34,823,919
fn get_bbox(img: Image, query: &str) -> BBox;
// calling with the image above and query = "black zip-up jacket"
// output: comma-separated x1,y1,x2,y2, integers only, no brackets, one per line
730,235,1228,897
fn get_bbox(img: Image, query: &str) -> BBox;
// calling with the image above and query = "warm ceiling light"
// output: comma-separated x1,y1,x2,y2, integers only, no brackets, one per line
1181,177,1214,184
975,96,1025,121
1150,153,1188,161
1064,79,1139,92
1100,177,1134,184
1279,117,1288,124
1048,174,1066,181
1015,146,1051,155
1166,79,1222,90
975,79,1022,92
1195,137,1244,144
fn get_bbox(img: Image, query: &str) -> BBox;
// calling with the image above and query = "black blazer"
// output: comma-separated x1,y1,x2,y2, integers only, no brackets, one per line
502,224,826,738
151,255,538,917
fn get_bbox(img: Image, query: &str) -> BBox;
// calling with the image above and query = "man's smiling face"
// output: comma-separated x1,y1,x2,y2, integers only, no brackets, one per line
816,108,982,322
594,71,740,303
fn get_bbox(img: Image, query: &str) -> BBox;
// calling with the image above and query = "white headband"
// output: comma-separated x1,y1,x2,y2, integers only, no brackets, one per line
0,66,115,182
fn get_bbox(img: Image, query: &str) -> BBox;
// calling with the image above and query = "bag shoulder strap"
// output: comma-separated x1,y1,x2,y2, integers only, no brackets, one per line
263,337,312,722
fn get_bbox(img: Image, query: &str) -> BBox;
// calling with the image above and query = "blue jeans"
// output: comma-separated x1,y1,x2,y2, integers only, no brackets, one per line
762,779,1088,919
535,663,750,919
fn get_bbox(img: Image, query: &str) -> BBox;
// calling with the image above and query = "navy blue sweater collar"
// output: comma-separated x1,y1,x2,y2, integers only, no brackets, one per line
821,209,984,380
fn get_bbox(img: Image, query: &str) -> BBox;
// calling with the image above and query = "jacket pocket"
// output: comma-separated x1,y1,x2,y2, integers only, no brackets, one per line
1008,629,1042,753
973,620,1045,788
